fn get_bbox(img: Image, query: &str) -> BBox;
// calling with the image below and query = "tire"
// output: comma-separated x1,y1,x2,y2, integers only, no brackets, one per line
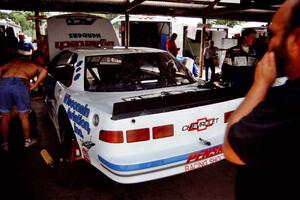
58,109,80,163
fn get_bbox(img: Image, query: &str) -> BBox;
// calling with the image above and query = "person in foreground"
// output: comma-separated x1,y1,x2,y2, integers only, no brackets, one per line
0,50,48,151
222,0,300,199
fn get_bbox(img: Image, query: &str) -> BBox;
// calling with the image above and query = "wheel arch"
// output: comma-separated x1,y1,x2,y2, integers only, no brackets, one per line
57,105,74,144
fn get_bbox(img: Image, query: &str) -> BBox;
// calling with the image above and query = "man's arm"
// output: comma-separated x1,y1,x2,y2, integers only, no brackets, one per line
222,52,277,165
203,48,207,57
166,41,170,50
29,66,48,91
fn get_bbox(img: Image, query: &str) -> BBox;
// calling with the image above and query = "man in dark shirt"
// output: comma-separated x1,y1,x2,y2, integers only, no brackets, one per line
223,0,300,199
222,28,257,91
4,27,18,63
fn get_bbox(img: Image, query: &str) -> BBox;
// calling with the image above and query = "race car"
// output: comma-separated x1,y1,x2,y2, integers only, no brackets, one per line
46,46,243,183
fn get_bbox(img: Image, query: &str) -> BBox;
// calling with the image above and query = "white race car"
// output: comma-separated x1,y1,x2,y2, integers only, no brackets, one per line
46,47,243,184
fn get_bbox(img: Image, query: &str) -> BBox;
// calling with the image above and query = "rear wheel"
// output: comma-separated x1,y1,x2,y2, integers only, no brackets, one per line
58,110,81,163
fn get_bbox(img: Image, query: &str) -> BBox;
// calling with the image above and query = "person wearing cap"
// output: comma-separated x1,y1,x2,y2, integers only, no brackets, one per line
18,32,35,58
0,50,47,151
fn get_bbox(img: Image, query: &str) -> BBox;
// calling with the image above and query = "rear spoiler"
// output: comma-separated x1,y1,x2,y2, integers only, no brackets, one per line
112,88,245,120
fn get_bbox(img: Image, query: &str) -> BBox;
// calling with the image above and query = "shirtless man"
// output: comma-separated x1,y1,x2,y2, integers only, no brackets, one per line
0,50,48,151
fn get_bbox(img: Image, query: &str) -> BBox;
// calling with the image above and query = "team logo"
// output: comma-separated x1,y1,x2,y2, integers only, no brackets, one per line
182,117,219,132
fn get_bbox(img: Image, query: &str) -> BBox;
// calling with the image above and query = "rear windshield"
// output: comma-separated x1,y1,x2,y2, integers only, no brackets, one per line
84,52,195,92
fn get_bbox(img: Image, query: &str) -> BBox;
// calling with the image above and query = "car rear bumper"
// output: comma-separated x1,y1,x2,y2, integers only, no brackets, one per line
96,145,224,184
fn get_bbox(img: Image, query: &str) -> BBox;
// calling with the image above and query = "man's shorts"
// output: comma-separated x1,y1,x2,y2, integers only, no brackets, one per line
0,77,30,113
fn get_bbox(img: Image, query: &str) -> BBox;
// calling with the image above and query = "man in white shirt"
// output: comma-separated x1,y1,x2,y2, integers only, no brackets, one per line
203,40,219,82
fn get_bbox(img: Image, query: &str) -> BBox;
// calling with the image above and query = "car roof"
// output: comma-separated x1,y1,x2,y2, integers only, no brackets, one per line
67,46,167,56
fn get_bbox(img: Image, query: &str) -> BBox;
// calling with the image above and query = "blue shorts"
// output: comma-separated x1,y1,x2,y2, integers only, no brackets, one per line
0,77,30,113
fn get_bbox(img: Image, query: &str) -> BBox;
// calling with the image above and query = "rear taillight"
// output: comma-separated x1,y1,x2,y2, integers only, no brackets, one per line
224,111,234,123
153,124,174,139
99,130,124,143
126,128,150,143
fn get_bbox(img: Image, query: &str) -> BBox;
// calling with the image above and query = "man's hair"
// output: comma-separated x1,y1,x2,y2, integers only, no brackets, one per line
289,0,300,28
31,50,45,62
171,33,177,40
241,28,256,39
283,0,300,38
5,27,15,37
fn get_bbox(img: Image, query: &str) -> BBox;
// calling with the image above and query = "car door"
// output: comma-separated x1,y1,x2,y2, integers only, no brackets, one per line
47,50,78,119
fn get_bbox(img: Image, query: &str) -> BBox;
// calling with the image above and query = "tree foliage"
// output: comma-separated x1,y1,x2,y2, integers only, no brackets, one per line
0,11,35,38
9,11,35,37
208,19,241,28
0,12,9,19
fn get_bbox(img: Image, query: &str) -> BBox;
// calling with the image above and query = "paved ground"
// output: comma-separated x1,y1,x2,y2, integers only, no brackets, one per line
0,95,237,200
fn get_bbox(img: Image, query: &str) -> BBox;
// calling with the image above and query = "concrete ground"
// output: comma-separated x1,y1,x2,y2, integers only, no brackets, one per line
0,95,237,200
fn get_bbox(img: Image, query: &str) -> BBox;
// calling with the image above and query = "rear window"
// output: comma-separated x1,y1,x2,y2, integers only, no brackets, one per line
84,52,195,92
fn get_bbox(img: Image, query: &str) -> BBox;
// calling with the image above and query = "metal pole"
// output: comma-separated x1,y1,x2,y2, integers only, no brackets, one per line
198,18,206,79
35,10,41,39
125,13,130,48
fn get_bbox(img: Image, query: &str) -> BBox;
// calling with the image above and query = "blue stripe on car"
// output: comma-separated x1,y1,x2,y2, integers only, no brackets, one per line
98,145,221,172
98,153,187,172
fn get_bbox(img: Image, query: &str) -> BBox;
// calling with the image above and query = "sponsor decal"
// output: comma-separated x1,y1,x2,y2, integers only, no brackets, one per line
184,145,223,172
64,94,90,117
64,94,91,135
55,40,115,50
69,33,101,39
74,123,84,138
186,145,222,164
185,154,224,172
182,117,219,132
67,111,90,135
66,17,97,25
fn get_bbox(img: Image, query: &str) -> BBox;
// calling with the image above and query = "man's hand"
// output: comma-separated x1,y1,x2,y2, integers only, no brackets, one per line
29,82,38,91
32,68,48,91
254,51,277,87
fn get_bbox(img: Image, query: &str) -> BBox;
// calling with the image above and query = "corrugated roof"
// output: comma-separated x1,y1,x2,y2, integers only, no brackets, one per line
0,0,284,22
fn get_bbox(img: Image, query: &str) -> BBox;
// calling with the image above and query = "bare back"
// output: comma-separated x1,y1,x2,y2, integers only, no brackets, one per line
0,58,43,80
